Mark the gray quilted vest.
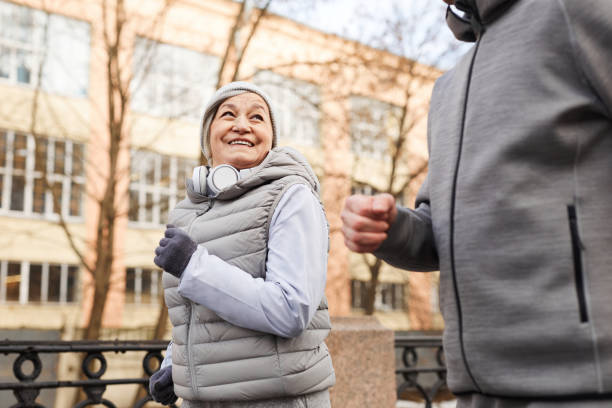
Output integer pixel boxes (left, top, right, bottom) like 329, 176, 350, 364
163, 147, 335, 401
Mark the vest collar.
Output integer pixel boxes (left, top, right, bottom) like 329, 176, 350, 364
186, 147, 319, 203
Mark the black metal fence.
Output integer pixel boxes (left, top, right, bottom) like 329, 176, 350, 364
1, 335, 448, 407
395, 334, 451, 408
0, 340, 175, 408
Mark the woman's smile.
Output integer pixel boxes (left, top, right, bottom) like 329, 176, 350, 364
209, 92, 273, 169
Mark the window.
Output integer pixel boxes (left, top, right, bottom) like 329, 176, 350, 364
129, 149, 196, 226
131, 37, 219, 120
253, 71, 321, 146
351, 279, 404, 311
0, 130, 85, 218
125, 267, 162, 304
377, 282, 405, 311
349, 96, 402, 161
0, 260, 79, 304
0, 1, 90, 97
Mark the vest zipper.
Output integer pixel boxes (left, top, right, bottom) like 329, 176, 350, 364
448, 37, 483, 392
187, 301, 199, 396
186, 200, 212, 397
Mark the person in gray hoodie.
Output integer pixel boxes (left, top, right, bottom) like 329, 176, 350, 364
342, 0, 612, 407
150, 82, 335, 407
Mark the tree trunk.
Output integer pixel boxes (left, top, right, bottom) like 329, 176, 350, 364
364, 258, 383, 315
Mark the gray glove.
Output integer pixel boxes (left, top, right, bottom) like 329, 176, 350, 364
148, 365, 177, 406
154, 225, 197, 278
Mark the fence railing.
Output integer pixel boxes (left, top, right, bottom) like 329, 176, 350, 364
0, 339, 175, 408
1, 335, 448, 407
394, 334, 449, 408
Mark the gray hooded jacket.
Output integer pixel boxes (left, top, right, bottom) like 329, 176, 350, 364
164, 147, 335, 401
376, 0, 612, 400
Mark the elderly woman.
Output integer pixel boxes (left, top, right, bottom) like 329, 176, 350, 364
150, 82, 335, 408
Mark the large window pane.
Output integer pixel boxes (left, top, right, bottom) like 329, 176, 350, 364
131, 37, 219, 120
141, 269, 152, 304
0, 45, 9, 78
13, 133, 27, 170
0, 1, 90, 96
15, 49, 31, 84
72, 143, 84, 176
145, 192, 153, 223
32, 178, 45, 213
28, 263, 42, 302
159, 193, 170, 225
160, 156, 170, 188
69, 182, 81, 216
66, 266, 78, 302
47, 264, 61, 302
349, 96, 402, 161
125, 268, 135, 303
128, 190, 139, 221
34, 138, 47, 172
0, 131, 6, 167
42, 14, 90, 96
6, 262, 20, 302
10, 175, 24, 211
51, 181, 62, 214
253, 71, 321, 146
129, 151, 195, 226
53, 140, 64, 174
144, 155, 155, 184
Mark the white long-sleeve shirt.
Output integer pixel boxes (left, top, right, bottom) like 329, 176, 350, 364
161, 182, 328, 368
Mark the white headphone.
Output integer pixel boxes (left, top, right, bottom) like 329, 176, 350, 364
192, 165, 253, 196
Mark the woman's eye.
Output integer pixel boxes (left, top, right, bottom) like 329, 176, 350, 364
252, 114, 263, 121
221, 111, 234, 117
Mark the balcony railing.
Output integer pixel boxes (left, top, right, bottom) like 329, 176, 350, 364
395, 334, 450, 408
1, 335, 448, 407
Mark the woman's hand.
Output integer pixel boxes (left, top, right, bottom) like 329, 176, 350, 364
154, 225, 197, 278
149, 365, 177, 405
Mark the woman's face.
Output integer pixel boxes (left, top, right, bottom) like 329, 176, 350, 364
209, 92, 273, 169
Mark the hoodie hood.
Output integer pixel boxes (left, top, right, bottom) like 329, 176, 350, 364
446, 0, 518, 42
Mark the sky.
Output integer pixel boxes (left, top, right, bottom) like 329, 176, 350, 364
268, 0, 472, 70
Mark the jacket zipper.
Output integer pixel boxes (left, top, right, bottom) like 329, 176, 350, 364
448, 37, 483, 392
567, 205, 589, 323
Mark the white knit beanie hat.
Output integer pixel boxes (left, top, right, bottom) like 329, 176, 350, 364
200, 81, 278, 162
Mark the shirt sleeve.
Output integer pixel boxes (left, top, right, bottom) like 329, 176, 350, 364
177, 183, 328, 338
160, 341, 172, 369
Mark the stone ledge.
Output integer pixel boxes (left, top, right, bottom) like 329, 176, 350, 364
327, 316, 396, 408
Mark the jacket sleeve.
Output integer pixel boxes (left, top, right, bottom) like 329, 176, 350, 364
373, 174, 439, 271
561, 0, 612, 115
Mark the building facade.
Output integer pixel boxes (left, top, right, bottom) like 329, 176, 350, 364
0, 0, 442, 343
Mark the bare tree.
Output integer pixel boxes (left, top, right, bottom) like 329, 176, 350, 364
6, 0, 176, 341
346, 1, 460, 317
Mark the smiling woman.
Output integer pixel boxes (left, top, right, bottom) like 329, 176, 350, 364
150, 81, 335, 408
209, 92, 274, 169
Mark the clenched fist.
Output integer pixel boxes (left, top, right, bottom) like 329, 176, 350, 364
341, 193, 397, 253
